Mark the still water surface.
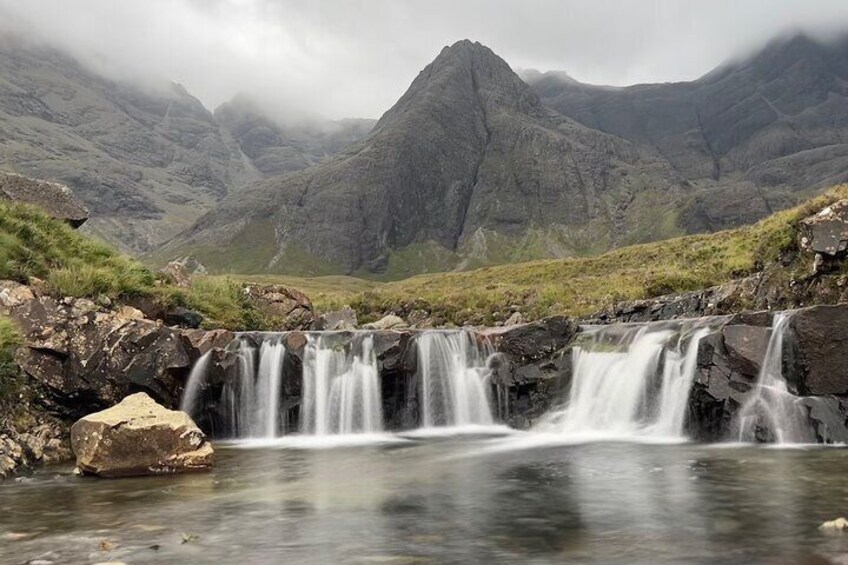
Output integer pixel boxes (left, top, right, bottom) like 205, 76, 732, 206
2, 434, 848, 564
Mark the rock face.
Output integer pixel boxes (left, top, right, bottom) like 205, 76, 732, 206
0, 172, 89, 227
787, 305, 848, 395
170, 40, 684, 275
528, 34, 848, 233
71, 392, 213, 477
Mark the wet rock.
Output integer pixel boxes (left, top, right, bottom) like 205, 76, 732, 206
313, 305, 357, 330
160, 261, 191, 288
363, 314, 407, 330
70, 392, 213, 477
0, 172, 89, 227
246, 284, 314, 330
722, 324, 770, 376
788, 304, 848, 395
483, 317, 577, 363
180, 329, 235, 361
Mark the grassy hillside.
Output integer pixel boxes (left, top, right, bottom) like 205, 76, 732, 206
245, 185, 848, 326
0, 201, 269, 330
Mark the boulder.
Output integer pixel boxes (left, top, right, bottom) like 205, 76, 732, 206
363, 314, 407, 330
246, 284, 314, 330
313, 305, 358, 330
70, 393, 213, 477
160, 261, 191, 288
0, 172, 89, 227
163, 306, 203, 329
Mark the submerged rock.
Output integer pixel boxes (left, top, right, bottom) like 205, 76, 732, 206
819, 517, 848, 532
70, 393, 213, 477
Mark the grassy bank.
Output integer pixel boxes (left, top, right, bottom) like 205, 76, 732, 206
0, 202, 268, 330
0, 316, 21, 401
247, 185, 848, 325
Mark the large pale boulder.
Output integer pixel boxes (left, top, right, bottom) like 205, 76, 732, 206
70, 393, 213, 477
312, 305, 358, 330
363, 314, 407, 330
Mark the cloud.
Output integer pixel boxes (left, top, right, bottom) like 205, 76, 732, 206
2, 0, 848, 120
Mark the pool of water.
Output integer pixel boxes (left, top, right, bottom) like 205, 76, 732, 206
2, 434, 848, 564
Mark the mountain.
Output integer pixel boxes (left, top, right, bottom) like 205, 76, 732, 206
165, 40, 688, 277
0, 36, 260, 252
525, 33, 848, 232
215, 96, 375, 177
0, 37, 371, 253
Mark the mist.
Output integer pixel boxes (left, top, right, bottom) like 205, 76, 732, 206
2, 0, 848, 121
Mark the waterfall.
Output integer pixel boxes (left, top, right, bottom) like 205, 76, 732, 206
736, 313, 814, 443
254, 340, 287, 438
300, 334, 384, 435
416, 331, 495, 428
180, 350, 211, 417
538, 321, 716, 439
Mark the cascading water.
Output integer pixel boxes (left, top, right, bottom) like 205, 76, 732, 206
180, 350, 211, 418
537, 321, 717, 440
416, 331, 495, 428
254, 340, 287, 437
300, 334, 384, 435
735, 313, 815, 444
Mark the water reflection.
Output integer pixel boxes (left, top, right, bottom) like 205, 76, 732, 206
2, 441, 848, 564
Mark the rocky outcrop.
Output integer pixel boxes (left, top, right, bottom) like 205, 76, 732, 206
0, 172, 89, 227
160, 261, 192, 288
0, 281, 199, 421
71, 392, 213, 477
799, 200, 848, 273
245, 284, 314, 330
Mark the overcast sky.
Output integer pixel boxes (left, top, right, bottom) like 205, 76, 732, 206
2, 0, 848, 121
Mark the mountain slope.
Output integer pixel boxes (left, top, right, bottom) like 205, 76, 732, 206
526, 33, 848, 232
215, 96, 375, 177
0, 37, 259, 252
0, 37, 372, 254
168, 40, 687, 277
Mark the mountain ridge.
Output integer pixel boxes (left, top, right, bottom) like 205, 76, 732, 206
165, 39, 687, 276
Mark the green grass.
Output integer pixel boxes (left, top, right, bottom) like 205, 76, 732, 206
268, 184, 848, 326
0, 316, 22, 401
0, 201, 155, 298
